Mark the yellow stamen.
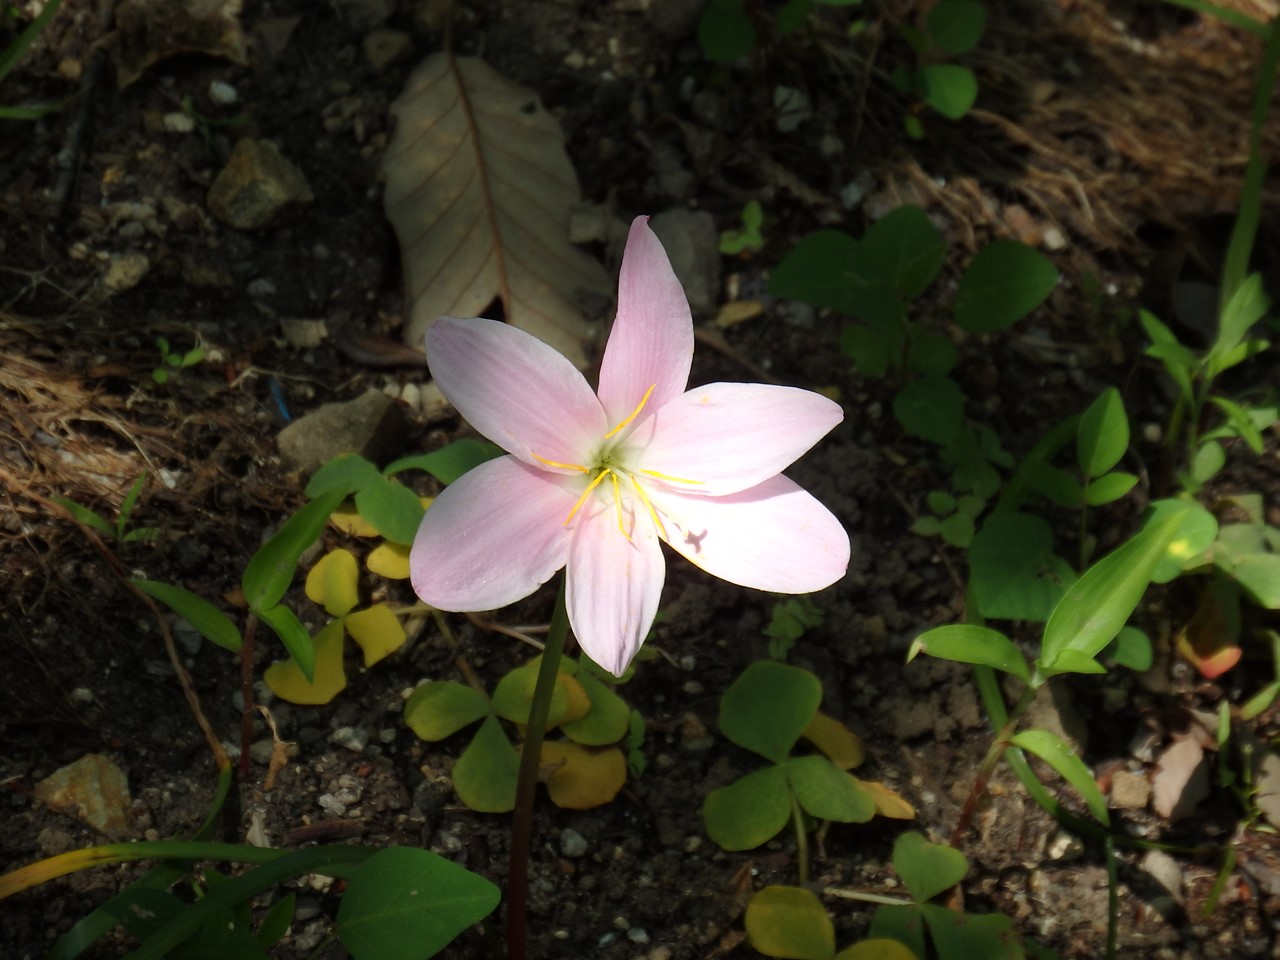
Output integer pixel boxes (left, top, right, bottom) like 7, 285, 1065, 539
628, 472, 668, 541
564, 469, 612, 526
609, 472, 633, 543
532, 452, 589, 473
639, 468, 705, 486
603, 383, 657, 440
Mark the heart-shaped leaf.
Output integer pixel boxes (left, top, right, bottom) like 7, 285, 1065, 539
893, 832, 968, 903
745, 886, 835, 960
404, 681, 492, 741
720, 662, 822, 764
539, 741, 627, 809
704, 764, 791, 851
453, 715, 518, 813
305, 549, 360, 618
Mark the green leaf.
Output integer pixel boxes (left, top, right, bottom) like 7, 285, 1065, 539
1021, 462, 1082, 507
770, 231, 861, 314
698, 0, 756, 63
257, 604, 315, 683
868, 905, 926, 959
51, 496, 114, 536
255, 894, 296, 948
492, 661, 570, 728
939, 511, 974, 547
1040, 506, 1187, 671
1144, 498, 1217, 583
1103, 626, 1153, 672
893, 831, 968, 903
1191, 440, 1226, 485
835, 939, 919, 960
354, 477, 425, 545
852, 206, 947, 301
452, 716, 519, 813
1209, 396, 1265, 454
1076, 387, 1129, 478
969, 512, 1073, 622
1084, 472, 1138, 506
911, 516, 943, 537
839, 321, 898, 376
1043, 649, 1105, 675
926, 0, 986, 55
907, 330, 958, 376
926, 491, 956, 515
1209, 273, 1269, 377
916, 63, 978, 119
703, 764, 791, 850
403, 681, 492, 740
1234, 554, 1280, 608
719, 661, 822, 764
116, 473, 148, 537
920, 904, 1024, 960
786, 756, 876, 823
908, 625, 1031, 683
954, 241, 1056, 333
242, 489, 347, 612
745, 886, 836, 960
305, 454, 382, 497
561, 672, 630, 745
1008, 729, 1109, 824
335, 847, 500, 960
0, 0, 64, 85
384, 439, 504, 485
893, 375, 965, 444
130, 580, 242, 653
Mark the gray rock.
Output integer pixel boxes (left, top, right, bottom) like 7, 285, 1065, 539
363, 29, 411, 71
277, 388, 407, 473
559, 828, 589, 858
330, 725, 370, 753
648, 209, 720, 316
207, 139, 313, 230
32, 754, 132, 839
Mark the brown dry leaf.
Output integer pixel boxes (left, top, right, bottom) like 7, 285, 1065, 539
382, 54, 611, 367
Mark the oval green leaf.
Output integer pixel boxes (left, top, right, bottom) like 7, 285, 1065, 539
561, 672, 630, 745
384, 439, 504, 484
769, 230, 861, 314
916, 63, 977, 119
893, 831, 968, 903
1084, 471, 1138, 507
243, 489, 347, 612
258, 603, 316, 683
704, 764, 791, 851
304, 454, 381, 498
335, 847, 500, 960
893, 375, 965, 445
355, 477, 425, 546
720, 662, 822, 764
907, 625, 1030, 683
453, 715, 518, 813
404, 681, 491, 741
1076, 387, 1129, 478
786, 756, 875, 823
927, 0, 987, 55
954, 240, 1056, 333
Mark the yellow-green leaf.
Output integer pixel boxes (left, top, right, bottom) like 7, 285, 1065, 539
835, 939, 918, 960
345, 603, 407, 667
305, 549, 360, 617
367, 541, 411, 579
854, 778, 916, 819
803, 711, 864, 770
745, 886, 835, 960
264, 619, 347, 705
330, 499, 379, 537
540, 741, 626, 810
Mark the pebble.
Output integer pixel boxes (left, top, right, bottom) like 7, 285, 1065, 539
1110, 769, 1151, 810
162, 111, 195, 133
628, 928, 650, 944
207, 138, 313, 230
317, 793, 347, 817
101, 251, 151, 295
330, 725, 370, 753
33, 754, 133, 838
559, 828, 589, 858
209, 80, 238, 105
247, 278, 277, 298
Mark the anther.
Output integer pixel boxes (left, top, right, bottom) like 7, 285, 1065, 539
603, 383, 657, 440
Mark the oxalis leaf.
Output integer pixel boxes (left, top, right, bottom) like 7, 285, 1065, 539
382, 53, 611, 367
335, 847, 500, 960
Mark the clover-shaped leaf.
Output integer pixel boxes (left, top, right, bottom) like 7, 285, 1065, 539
346, 603, 407, 667
539, 741, 626, 809
703, 764, 791, 851
720, 661, 822, 764
745, 886, 834, 960
802, 711, 864, 770
305, 549, 360, 617
786, 756, 875, 823
560, 671, 629, 746
403, 681, 492, 740
453, 715, 519, 813
893, 832, 968, 903
264, 619, 347, 705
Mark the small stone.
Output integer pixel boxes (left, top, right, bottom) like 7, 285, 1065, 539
678, 712, 714, 752
647, 948, 674, 960
280, 318, 329, 349
69, 687, 94, 704
773, 86, 812, 132
318, 793, 347, 817
162, 111, 195, 133
209, 80, 238, 105
293, 896, 323, 922
1110, 770, 1151, 810
247, 278, 277, 298
173, 619, 202, 656
33, 754, 133, 838
627, 928, 650, 944
101, 251, 151, 295
1046, 830, 1083, 861
559, 828, 589, 858
207, 138, 314, 230
334, 0, 394, 31
330, 725, 370, 753
249, 740, 276, 765
363, 29, 411, 71
1141, 849, 1184, 904
245, 809, 270, 847
277, 388, 407, 473
36, 827, 75, 856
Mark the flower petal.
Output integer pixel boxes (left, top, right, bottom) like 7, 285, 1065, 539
410, 455, 578, 611
427, 316, 606, 469
565, 493, 666, 677
634, 383, 844, 495
652, 475, 849, 593
597, 216, 694, 428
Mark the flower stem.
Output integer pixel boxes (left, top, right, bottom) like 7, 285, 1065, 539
505, 578, 569, 960
790, 789, 810, 886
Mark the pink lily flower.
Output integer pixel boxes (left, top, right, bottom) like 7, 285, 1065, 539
410, 216, 849, 676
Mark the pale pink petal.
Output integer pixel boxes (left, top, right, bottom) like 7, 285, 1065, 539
410, 456, 579, 611
596, 217, 694, 428
427, 317, 606, 469
565, 491, 666, 676
632, 383, 843, 495
650, 475, 849, 593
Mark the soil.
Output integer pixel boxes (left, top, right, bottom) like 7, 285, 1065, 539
2, 2, 1280, 959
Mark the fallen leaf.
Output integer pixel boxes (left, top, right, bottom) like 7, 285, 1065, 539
305, 549, 360, 617
540, 741, 627, 809
345, 602, 407, 667
802, 711, 865, 770
382, 53, 611, 367
330, 499, 379, 537
367, 541, 411, 579
854, 778, 916, 819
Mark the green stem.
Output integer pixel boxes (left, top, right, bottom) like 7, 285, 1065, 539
790, 789, 810, 886
505, 578, 570, 960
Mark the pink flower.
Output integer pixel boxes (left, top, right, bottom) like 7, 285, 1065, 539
410, 216, 849, 675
